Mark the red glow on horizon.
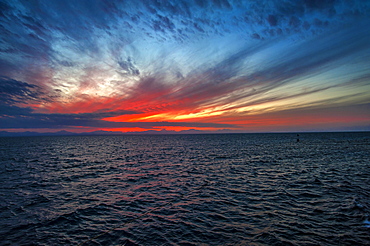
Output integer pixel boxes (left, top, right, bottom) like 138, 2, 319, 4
22, 89, 370, 134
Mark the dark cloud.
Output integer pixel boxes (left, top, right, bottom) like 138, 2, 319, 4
0, 76, 44, 105
0, 112, 235, 129
58, 60, 76, 67
267, 15, 278, 26
211, 0, 232, 9
344, 74, 370, 88
118, 57, 140, 76
0, 105, 33, 116
0, 1, 12, 17
289, 16, 300, 28
0, 107, 139, 129
194, 0, 208, 8
153, 14, 176, 33
303, 0, 335, 10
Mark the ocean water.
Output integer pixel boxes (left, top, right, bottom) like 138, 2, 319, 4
0, 132, 369, 246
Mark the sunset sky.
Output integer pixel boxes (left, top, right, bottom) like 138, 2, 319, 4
1, 0, 369, 133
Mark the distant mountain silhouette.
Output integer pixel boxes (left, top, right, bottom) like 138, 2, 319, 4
0, 129, 236, 137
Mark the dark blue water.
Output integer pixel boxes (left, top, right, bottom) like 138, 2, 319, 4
0, 133, 369, 245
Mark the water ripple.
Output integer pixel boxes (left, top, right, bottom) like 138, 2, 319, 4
0, 133, 369, 245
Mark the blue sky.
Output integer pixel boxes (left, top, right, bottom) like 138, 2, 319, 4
0, 0, 369, 132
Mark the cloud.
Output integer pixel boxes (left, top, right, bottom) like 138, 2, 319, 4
303, 0, 335, 10
0, 75, 233, 128
0, 111, 235, 129
54, 19, 370, 122
1, 0, 368, 81
0, 107, 136, 129
2, 1, 368, 57
117, 57, 140, 76
123, 22, 370, 115
0, 105, 33, 116
0, 76, 45, 104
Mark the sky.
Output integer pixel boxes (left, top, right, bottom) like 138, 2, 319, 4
0, 0, 369, 133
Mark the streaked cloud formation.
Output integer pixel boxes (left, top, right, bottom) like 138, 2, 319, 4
1, 0, 369, 132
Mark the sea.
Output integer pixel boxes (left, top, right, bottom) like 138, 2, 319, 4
0, 132, 369, 246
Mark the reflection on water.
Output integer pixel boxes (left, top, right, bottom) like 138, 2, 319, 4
0, 133, 369, 245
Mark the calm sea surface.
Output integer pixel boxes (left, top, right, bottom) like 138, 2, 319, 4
0, 133, 369, 246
